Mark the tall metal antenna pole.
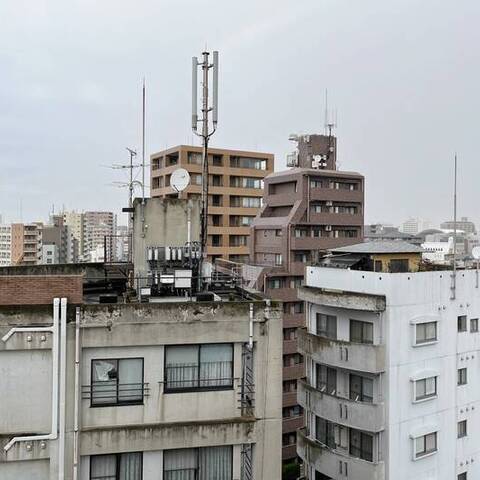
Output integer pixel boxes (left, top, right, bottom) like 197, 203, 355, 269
192, 50, 218, 292
451, 153, 458, 300
142, 78, 146, 203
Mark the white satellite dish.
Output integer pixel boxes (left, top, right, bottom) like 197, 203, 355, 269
170, 168, 191, 193
472, 246, 480, 260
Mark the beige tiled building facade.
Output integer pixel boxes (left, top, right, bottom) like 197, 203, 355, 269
150, 145, 274, 263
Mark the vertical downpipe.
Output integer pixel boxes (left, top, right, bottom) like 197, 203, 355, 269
58, 298, 67, 480
73, 307, 81, 480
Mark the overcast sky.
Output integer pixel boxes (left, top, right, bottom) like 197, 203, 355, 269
1, 0, 479, 227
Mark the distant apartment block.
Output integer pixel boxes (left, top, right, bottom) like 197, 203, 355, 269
9, 222, 42, 266
150, 145, 274, 263
250, 134, 364, 462
441, 217, 477, 235
297, 241, 479, 480
0, 225, 11, 266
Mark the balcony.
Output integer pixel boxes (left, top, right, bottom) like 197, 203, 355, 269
266, 287, 299, 302
283, 363, 304, 381
297, 380, 385, 432
283, 391, 298, 407
297, 329, 385, 374
283, 415, 304, 433
309, 211, 363, 227
283, 338, 298, 355
310, 188, 363, 203
297, 428, 385, 480
283, 312, 305, 329
282, 443, 298, 461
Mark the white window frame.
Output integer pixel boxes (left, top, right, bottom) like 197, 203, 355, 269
412, 431, 438, 460
413, 376, 437, 403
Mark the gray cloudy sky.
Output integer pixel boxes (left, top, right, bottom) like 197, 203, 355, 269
1, 0, 479, 227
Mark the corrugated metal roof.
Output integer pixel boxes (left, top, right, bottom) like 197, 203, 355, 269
330, 240, 424, 254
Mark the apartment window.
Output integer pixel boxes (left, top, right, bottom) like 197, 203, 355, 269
458, 315, 467, 332
275, 254, 283, 266
316, 364, 337, 395
283, 405, 303, 418
283, 380, 297, 393
315, 417, 336, 449
163, 446, 232, 480
283, 353, 302, 367
283, 432, 296, 446
229, 235, 248, 247
349, 429, 373, 462
187, 151, 202, 164
294, 228, 308, 238
458, 420, 467, 438
349, 374, 373, 403
292, 302, 304, 314
211, 174, 222, 186
458, 368, 467, 386
91, 358, 144, 406
284, 328, 297, 341
268, 278, 283, 289
164, 344, 233, 392
230, 156, 267, 170
211, 235, 222, 247
458, 473, 467, 480
415, 376, 437, 401
415, 432, 437, 459
90, 452, 142, 480
211, 154, 223, 166
230, 176, 263, 189
350, 320, 373, 344
275, 229, 283, 237
294, 252, 308, 263
416, 322, 437, 344
211, 195, 222, 207
212, 215, 222, 227
470, 318, 478, 333
316, 313, 337, 340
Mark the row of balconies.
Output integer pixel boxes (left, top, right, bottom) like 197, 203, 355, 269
297, 427, 384, 479
297, 328, 385, 374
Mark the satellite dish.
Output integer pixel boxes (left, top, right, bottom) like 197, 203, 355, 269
170, 168, 190, 193
472, 246, 480, 260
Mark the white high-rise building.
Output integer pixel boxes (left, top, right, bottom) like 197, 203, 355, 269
0, 225, 12, 266
297, 241, 480, 480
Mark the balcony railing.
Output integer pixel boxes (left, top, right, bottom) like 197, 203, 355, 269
298, 329, 385, 374
297, 380, 385, 432
297, 428, 385, 480
82, 382, 150, 406
164, 361, 233, 392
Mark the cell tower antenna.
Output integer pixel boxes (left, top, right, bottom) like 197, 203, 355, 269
324, 89, 328, 135
192, 49, 219, 291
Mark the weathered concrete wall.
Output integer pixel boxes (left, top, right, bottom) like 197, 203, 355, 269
0, 300, 282, 480
132, 197, 201, 278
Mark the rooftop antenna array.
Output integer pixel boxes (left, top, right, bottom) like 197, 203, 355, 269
192, 49, 219, 291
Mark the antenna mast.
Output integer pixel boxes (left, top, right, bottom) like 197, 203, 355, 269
451, 153, 458, 300
192, 50, 219, 291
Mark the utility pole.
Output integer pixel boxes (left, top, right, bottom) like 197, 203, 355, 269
451, 153, 458, 300
192, 50, 219, 291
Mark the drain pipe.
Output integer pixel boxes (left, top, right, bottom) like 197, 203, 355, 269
58, 298, 67, 480
248, 303, 254, 350
73, 307, 81, 480
3, 298, 60, 451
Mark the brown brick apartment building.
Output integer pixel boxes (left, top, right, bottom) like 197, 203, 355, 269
250, 134, 365, 463
150, 145, 274, 263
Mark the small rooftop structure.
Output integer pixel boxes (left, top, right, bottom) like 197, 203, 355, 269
319, 240, 424, 273
330, 240, 424, 254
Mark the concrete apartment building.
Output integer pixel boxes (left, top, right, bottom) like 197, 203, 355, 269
441, 217, 477, 236
0, 273, 282, 479
10, 222, 43, 266
150, 145, 274, 263
297, 241, 480, 480
249, 134, 364, 462
42, 215, 78, 264
63, 211, 84, 256
0, 225, 11, 266
82, 211, 116, 261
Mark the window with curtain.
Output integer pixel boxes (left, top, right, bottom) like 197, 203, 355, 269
415, 376, 437, 401
349, 429, 373, 462
349, 374, 373, 403
350, 320, 373, 344
164, 446, 232, 480
91, 358, 144, 406
316, 313, 337, 340
90, 452, 142, 480
315, 416, 335, 449
165, 344, 233, 392
316, 364, 337, 395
